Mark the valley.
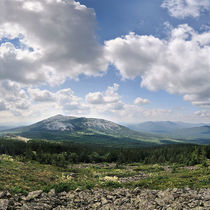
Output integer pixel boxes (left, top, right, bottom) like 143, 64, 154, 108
0, 115, 210, 209
1, 0, 210, 209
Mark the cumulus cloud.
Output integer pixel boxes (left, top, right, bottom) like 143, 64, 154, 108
85, 83, 121, 106
105, 104, 173, 124
134, 97, 150, 105
105, 24, 210, 107
28, 88, 56, 102
84, 84, 174, 123
0, 83, 122, 123
56, 88, 85, 111
0, 101, 7, 111
0, 81, 205, 124
0, 0, 108, 85
105, 32, 164, 79
195, 110, 210, 118
85, 92, 105, 104
1, 1, 209, 125
161, 0, 210, 18
0, 80, 30, 112
28, 87, 84, 110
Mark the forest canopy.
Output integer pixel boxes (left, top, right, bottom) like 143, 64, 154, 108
0, 138, 209, 167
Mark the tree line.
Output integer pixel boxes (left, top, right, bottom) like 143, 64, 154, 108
0, 138, 209, 167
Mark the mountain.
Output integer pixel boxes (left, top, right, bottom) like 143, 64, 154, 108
8, 114, 146, 136
3, 115, 209, 146
170, 125, 210, 144
127, 121, 210, 145
0, 126, 15, 131
2, 115, 169, 147
127, 121, 204, 134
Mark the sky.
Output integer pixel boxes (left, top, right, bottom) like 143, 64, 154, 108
0, 0, 210, 126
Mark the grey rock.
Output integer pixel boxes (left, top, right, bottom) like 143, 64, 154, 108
92, 202, 101, 208
66, 192, 74, 200
6, 191, 11, 198
58, 192, 67, 197
2, 187, 210, 209
106, 195, 114, 200
48, 189, 55, 197
133, 187, 141, 195
155, 198, 165, 206
0, 192, 6, 199
75, 188, 82, 193
25, 190, 43, 201
101, 197, 108, 205
204, 194, 210, 201
203, 201, 210, 207
0, 199, 9, 210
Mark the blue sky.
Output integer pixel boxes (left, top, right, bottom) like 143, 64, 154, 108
76, 0, 210, 40
61, 0, 206, 106
0, 0, 210, 125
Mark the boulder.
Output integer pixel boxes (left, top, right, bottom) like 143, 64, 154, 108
48, 189, 56, 197
25, 190, 43, 201
0, 199, 9, 210
0, 191, 6, 199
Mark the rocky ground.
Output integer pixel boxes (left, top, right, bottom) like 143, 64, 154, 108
0, 187, 210, 210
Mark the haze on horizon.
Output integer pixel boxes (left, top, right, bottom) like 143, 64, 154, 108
0, 0, 210, 126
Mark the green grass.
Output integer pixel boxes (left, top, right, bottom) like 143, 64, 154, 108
0, 160, 60, 193
128, 167, 210, 190
0, 155, 209, 194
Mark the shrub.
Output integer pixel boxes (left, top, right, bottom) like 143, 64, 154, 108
101, 181, 122, 189
10, 186, 27, 195
54, 182, 77, 193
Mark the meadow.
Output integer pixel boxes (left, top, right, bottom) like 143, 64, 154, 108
0, 154, 209, 195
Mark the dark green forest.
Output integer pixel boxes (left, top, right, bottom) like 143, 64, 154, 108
0, 138, 209, 167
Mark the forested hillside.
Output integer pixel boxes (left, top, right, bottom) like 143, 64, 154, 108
0, 138, 209, 167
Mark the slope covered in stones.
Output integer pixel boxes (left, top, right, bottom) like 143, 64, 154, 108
1, 188, 210, 209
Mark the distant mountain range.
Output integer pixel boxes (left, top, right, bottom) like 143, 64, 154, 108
1, 116, 210, 146
0, 126, 14, 132
127, 121, 210, 144
127, 121, 205, 134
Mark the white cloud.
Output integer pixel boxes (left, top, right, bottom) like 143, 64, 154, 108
28, 87, 84, 110
56, 88, 84, 111
0, 0, 209, 125
105, 25, 210, 108
0, 82, 208, 124
86, 92, 105, 104
134, 97, 150, 105
0, 80, 30, 112
85, 83, 121, 105
105, 33, 164, 79
0, 101, 7, 111
28, 88, 56, 102
0, 0, 108, 85
195, 110, 210, 118
22, 1, 44, 12
161, 0, 210, 18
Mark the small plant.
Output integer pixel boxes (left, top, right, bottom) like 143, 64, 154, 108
171, 166, 177, 173
101, 181, 122, 189
54, 182, 77, 193
103, 176, 119, 182
42, 185, 54, 193
10, 186, 27, 195
83, 181, 95, 190
115, 162, 125, 169
202, 161, 208, 168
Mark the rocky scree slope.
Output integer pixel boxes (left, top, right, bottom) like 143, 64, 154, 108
0, 187, 210, 210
